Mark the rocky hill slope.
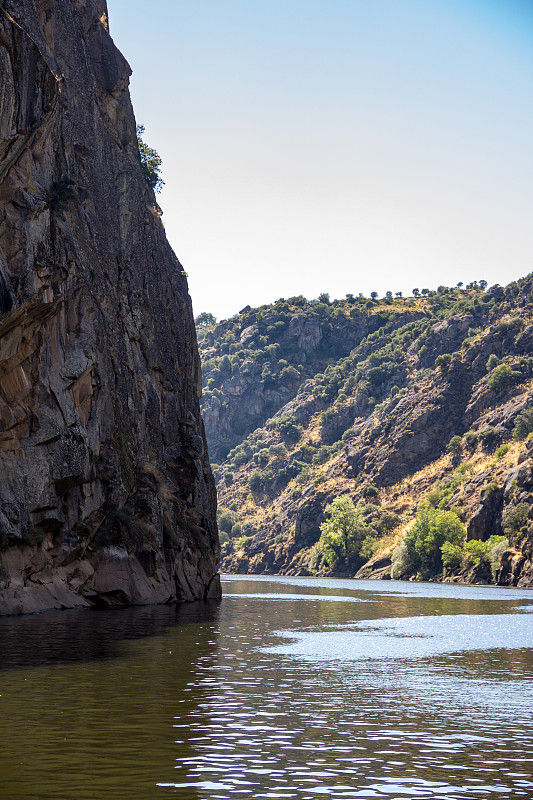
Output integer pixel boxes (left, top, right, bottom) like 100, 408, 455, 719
198, 277, 533, 587
0, 0, 219, 615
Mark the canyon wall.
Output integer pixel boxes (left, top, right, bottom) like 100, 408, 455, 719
0, 0, 220, 614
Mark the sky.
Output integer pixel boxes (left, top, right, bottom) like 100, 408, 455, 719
107, 0, 533, 321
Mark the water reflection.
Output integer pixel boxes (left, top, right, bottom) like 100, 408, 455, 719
0, 576, 532, 800
0, 601, 219, 670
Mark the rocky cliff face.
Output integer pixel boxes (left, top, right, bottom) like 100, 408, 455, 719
0, 0, 220, 615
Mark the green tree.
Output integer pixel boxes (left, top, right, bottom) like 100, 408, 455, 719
136, 124, 164, 193
402, 503, 465, 577
195, 312, 217, 326
319, 496, 372, 565
441, 541, 463, 571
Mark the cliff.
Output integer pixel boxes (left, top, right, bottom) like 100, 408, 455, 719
197, 278, 533, 587
0, 0, 220, 615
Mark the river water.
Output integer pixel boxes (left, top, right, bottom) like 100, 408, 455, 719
1, 575, 533, 800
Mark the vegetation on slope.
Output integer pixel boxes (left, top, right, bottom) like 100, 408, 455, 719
197, 276, 533, 586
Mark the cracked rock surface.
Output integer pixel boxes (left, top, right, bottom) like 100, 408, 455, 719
0, 0, 220, 614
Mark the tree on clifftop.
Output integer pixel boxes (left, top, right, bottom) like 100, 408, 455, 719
195, 312, 217, 326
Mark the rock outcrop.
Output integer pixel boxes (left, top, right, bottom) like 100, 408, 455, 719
0, 0, 220, 615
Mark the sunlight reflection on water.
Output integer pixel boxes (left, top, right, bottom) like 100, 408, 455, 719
1, 575, 532, 800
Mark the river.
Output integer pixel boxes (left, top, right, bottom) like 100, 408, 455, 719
1, 575, 533, 800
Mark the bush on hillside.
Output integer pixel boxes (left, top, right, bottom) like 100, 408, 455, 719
393, 503, 465, 579
513, 408, 533, 441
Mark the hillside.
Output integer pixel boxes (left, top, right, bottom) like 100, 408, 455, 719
197, 276, 533, 587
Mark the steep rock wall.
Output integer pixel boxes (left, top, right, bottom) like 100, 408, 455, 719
0, 0, 220, 614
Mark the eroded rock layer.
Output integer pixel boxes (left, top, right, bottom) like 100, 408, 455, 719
0, 0, 220, 614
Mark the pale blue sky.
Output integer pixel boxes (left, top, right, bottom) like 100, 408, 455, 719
107, 0, 533, 320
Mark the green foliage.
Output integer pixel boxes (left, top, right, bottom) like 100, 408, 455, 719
513, 408, 533, 441
441, 541, 463, 571
248, 469, 273, 492
465, 535, 507, 565
231, 523, 243, 538
397, 504, 465, 578
494, 444, 510, 461
361, 485, 379, 499
318, 496, 374, 566
279, 365, 300, 383
136, 124, 164, 193
217, 508, 236, 533
234, 535, 251, 552
359, 535, 378, 560
497, 317, 524, 334
502, 503, 530, 535
276, 415, 302, 443
196, 312, 217, 326
374, 512, 400, 535
269, 443, 288, 459
426, 468, 469, 509
483, 481, 500, 499
488, 364, 522, 392
476, 426, 500, 450
446, 435, 462, 455
486, 354, 500, 371
253, 448, 270, 466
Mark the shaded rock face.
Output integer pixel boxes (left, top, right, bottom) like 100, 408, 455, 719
0, 0, 220, 614
201, 307, 423, 464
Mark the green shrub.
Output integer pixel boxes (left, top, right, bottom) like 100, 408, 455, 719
502, 503, 530, 535
217, 509, 236, 533
488, 364, 522, 392
489, 537, 509, 579
446, 435, 462, 455
313, 445, 333, 465
477, 426, 500, 450
464, 431, 478, 449
361, 485, 379, 499
269, 443, 288, 459
375, 512, 400, 534
279, 365, 300, 383
494, 444, 510, 461
497, 317, 524, 334
360, 534, 378, 560
512, 408, 533, 441
483, 481, 500, 499
231, 523, 243, 538
486, 354, 499, 371
465, 535, 507, 565
254, 448, 270, 466
308, 542, 324, 571
234, 535, 251, 552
